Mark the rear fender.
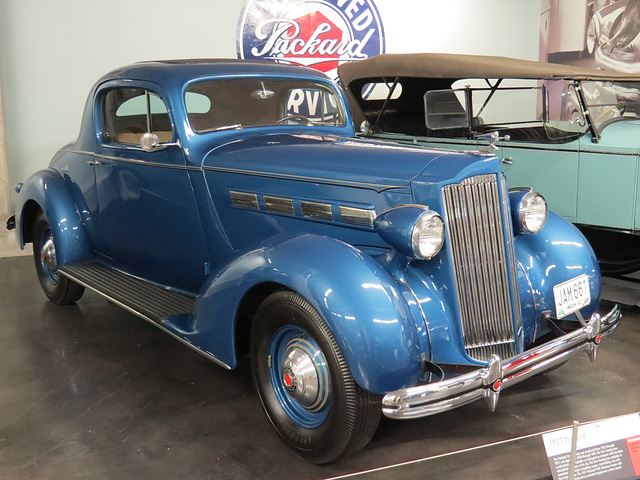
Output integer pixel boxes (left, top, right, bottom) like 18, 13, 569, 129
184, 234, 423, 394
16, 169, 93, 265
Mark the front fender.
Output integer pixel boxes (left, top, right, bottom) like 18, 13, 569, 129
187, 234, 423, 395
16, 168, 93, 265
514, 212, 600, 345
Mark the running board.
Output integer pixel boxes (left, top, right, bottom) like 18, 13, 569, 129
58, 263, 195, 323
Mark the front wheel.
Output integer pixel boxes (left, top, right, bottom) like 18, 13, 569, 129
32, 212, 85, 305
251, 291, 381, 464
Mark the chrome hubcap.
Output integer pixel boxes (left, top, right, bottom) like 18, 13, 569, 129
41, 237, 58, 271
280, 342, 321, 408
269, 326, 330, 427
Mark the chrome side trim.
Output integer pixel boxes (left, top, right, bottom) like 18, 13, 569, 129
382, 305, 621, 419
340, 206, 376, 227
301, 201, 333, 221
264, 195, 294, 215
203, 165, 406, 193
230, 191, 259, 210
62, 149, 196, 170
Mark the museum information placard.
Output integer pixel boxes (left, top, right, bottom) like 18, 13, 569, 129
542, 414, 640, 480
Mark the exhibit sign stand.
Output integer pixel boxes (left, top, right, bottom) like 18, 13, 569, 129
542, 413, 640, 480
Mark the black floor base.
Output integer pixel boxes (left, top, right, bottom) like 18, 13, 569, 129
1, 256, 638, 480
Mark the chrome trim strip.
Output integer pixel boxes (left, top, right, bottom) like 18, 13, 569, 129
502, 175, 524, 352
382, 305, 621, 419
404, 139, 639, 157
264, 195, 294, 215
63, 149, 197, 170
57, 269, 232, 370
202, 165, 406, 192
301, 201, 333, 221
339, 206, 376, 227
230, 191, 259, 210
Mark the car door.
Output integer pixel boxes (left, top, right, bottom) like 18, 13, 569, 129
576, 125, 639, 230
93, 82, 209, 293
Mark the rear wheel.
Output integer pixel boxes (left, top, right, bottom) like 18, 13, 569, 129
32, 212, 85, 305
251, 290, 381, 464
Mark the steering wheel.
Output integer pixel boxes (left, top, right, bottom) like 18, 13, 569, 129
275, 114, 314, 125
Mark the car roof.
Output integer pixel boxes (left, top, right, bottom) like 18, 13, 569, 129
338, 52, 640, 86
100, 59, 334, 87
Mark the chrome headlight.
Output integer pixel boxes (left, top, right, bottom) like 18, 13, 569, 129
411, 210, 445, 259
515, 190, 548, 233
375, 205, 445, 260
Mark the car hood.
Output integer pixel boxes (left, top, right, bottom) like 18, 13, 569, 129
201, 133, 495, 192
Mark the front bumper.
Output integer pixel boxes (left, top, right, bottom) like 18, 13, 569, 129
382, 304, 621, 419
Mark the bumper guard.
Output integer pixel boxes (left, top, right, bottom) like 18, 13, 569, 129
382, 304, 621, 419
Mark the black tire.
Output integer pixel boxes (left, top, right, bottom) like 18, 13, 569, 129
251, 290, 381, 464
32, 212, 85, 305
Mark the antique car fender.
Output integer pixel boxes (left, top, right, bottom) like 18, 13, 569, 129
513, 212, 601, 344
15, 168, 93, 265
173, 233, 424, 395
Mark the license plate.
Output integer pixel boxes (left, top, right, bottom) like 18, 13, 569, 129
553, 274, 591, 319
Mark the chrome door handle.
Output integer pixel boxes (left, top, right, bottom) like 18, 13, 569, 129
87, 160, 107, 166
501, 157, 514, 165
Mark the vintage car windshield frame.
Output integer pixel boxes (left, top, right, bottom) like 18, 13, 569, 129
422, 80, 595, 140
578, 79, 640, 138
184, 75, 348, 134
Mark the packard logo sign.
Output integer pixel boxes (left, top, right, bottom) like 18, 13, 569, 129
237, 0, 385, 80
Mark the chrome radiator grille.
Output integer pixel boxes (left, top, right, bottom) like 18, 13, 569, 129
442, 174, 518, 362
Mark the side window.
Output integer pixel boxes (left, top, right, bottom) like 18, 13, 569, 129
102, 88, 172, 145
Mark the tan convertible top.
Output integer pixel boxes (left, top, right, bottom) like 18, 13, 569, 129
338, 53, 640, 86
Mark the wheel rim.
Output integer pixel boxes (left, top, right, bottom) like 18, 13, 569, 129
39, 229, 59, 285
268, 325, 331, 428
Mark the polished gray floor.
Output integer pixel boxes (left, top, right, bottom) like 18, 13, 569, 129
1, 255, 638, 479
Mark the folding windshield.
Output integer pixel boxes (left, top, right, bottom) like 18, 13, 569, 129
581, 81, 640, 133
185, 77, 346, 133
424, 78, 590, 139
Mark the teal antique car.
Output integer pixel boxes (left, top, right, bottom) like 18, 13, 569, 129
339, 53, 640, 274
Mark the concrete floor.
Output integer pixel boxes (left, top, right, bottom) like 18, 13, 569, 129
0, 255, 638, 480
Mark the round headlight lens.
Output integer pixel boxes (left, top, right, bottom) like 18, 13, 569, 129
412, 210, 445, 259
518, 192, 547, 233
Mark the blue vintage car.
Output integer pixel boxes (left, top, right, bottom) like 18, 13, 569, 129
339, 53, 640, 275
7, 59, 620, 463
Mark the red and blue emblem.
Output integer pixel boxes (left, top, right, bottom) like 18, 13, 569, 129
237, 0, 385, 81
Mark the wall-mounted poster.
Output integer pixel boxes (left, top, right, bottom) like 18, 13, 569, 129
589, 0, 640, 72
237, 0, 385, 81
543, 0, 640, 72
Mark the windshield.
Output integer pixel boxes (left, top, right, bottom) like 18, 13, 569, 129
424, 78, 589, 139
581, 81, 640, 133
185, 77, 346, 133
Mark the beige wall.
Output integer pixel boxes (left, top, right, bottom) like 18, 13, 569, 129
0, 47, 25, 257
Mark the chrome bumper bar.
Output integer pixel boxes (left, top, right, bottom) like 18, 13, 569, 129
382, 305, 621, 419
